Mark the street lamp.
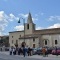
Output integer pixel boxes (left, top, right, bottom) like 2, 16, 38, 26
18, 18, 25, 47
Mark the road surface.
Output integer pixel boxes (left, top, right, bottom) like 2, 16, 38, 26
0, 52, 60, 60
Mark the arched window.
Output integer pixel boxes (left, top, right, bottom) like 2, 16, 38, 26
45, 40, 47, 45
55, 40, 58, 45
44, 39, 49, 46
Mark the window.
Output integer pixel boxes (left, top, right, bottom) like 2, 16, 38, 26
16, 40, 18, 44
55, 40, 58, 45
27, 24, 29, 29
33, 44, 35, 48
33, 38, 35, 42
45, 40, 47, 45
12, 36, 13, 38
12, 40, 13, 44
20, 35, 21, 37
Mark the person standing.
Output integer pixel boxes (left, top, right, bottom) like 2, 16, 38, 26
13, 48, 16, 55
9, 46, 13, 55
45, 48, 48, 57
23, 47, 26, 57
42, 47, 46, 57
27, 47, 30, 56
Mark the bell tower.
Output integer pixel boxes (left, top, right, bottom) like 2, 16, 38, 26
25, 12, 35, 35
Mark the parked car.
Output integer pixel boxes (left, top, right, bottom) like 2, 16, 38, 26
32, 48, 37, 55
5, 47, 9, 51
45, 47, 53, 54
32, 47, 53, 55
51, 47, 60, 55
32, 47, 42, 55
36, 48, 43, 55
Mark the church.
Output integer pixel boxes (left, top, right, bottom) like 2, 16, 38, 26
9, 12, 60, 48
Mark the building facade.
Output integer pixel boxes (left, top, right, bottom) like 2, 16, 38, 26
0, 35, 9, 47
9, 12, 60, 48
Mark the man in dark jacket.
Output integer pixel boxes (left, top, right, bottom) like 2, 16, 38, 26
23, 47, 26, 57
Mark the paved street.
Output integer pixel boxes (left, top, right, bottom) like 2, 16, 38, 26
0, 53, 42, 60
0, 53, 39, 60
0, 51, 60, 60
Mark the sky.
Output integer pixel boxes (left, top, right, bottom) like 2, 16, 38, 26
0, 0, 60, 35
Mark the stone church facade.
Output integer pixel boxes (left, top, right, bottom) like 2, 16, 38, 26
9, 12, 60, 48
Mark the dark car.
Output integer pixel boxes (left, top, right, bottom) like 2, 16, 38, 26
46, 47, 53, 54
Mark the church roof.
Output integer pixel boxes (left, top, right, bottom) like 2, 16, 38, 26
27, 12, 33, 23
9, 31, 23, 33
34, 28, 60, 34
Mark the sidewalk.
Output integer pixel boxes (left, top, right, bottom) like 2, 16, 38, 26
0, 51, 9, 55
0, 51, 60, 59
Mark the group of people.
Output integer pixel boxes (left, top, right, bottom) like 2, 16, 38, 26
9, 46, 32, 57
9, 46, 59, 57
9, 46, 48, 57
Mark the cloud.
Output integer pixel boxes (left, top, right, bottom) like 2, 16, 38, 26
48, 23, 60, 28
19, 13, 28, 18
47, 16, 60, 21
0, 11, 19, 35
9, 13, 19, 21
36, 23, 60, 30
14, 25, 24, 31
0, 11, 8, 31
36, 27, 43, 30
